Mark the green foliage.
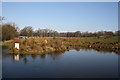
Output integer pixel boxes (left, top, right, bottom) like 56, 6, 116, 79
2, 23, 19, 41
23, 39, 27, 45
53, 37, 56, 39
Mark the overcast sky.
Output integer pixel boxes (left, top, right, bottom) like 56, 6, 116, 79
2, 2, 118, 32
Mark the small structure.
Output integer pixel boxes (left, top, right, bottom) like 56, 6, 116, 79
19, 36, 28, 39
15, 43, 20, 50
14, 54, 19, 61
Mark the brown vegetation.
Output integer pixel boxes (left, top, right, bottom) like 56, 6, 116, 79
5, 36, 120, 54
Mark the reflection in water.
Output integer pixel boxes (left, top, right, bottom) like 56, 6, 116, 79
31, 54, 37, 60
2, 46, 119, 78
23, 57, 28, 64
0, 46, 2, 79
74, 47, 80, 51
39, 54, 46, 59
13, 55, 19, 61
72, 46, 120, 54
48, 53, 62, 60
10, 53, 63, 62
8, 47, 119, 63
2, 46, 120, 63
20, 55, 28, 64
19, 54, 25, 58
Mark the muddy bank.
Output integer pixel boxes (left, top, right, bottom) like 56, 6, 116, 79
69, 42, 120, 53
77, 42, 120, 53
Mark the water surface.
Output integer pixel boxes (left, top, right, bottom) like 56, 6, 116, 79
2, 47, 119, 78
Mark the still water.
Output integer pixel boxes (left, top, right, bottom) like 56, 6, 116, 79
2, 46, 119, 78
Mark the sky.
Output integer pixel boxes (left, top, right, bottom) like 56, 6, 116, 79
2, 0, 120, 2
2, 2, 118, 32
0, 2, 2, 18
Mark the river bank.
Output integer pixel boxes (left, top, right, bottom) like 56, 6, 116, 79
1, 36, 120, 54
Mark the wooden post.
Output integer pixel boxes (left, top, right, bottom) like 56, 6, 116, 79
15, 43, 20, 50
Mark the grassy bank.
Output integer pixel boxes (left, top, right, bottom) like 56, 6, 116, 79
2, 36, 120, 54
0, 40, 13, 46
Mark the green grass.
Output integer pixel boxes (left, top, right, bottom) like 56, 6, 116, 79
0, 41, 11, 46
77, 36, 119, 43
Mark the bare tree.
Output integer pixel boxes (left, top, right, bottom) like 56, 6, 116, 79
20, 26, 33, 37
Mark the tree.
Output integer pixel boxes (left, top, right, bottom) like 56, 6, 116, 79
74, 31, 81, 37
104, 31, 114, 36
2, 23, 19, 41
20, 26, 33, 37
0, 16, 6, 41
0, 26, 2, 41
34, 28, 59, 37
115, 30, 120, 36
0, 16, 5, 21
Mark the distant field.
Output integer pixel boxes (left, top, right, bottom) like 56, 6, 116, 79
75, 36, 119, 43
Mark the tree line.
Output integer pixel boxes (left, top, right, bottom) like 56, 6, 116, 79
1, 22, 120, 41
